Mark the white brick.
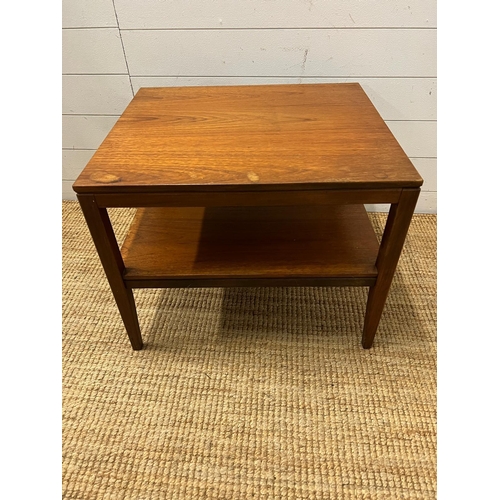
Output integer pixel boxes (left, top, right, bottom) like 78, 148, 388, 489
410, 158, 436, 192
63, 0, 117, 28
63, 150, 95, 180
62, 115, 119, 149
114, 0, 436, 29
62, 180, 78, 200
63, 28, 127, 74
63, 75, 133, 114
387, 121, 437, 158
121, 29, 436, 78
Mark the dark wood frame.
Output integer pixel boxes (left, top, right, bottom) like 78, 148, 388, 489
77, 187, 419, 350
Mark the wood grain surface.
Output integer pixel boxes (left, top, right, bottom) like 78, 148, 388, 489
73, 83, 423, 194
121, 204, 380, 282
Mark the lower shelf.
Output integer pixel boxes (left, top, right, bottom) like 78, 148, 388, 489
120, 205, 380, 287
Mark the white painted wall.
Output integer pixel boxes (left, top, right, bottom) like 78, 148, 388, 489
62, 0, 436, 213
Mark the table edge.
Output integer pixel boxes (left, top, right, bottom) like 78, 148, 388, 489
72, 179, 423, 195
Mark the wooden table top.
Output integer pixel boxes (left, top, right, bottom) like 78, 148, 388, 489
73, 83, 423, 194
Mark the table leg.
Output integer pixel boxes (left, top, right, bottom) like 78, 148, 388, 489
77, 194, 143, 350
362, 188, 420, 349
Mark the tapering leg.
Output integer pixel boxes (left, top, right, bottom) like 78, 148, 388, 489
77, 194, 143, 350
362, 189, 420, 349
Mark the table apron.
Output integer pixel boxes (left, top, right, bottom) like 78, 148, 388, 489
94, 189, 402, 208
124, 277, 377, 289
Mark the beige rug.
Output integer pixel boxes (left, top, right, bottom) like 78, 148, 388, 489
62, 201, 436, 499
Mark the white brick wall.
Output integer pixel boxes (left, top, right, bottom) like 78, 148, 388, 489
62, 0, 436, 212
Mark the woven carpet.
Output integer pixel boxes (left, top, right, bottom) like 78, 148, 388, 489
62, 201, 436, 499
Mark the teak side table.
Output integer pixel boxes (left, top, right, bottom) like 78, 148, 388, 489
73, 83, 422, 350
